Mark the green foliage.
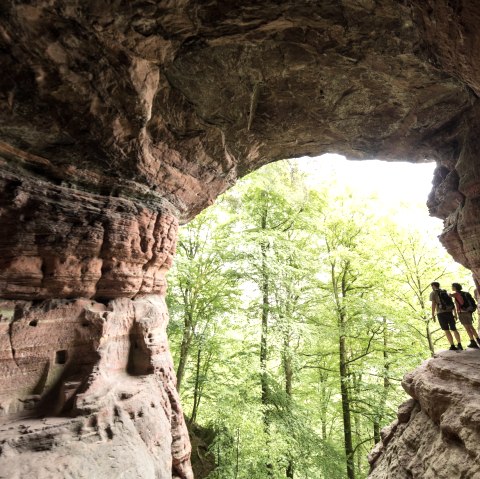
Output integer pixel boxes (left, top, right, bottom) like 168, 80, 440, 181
166, 160, 472, 478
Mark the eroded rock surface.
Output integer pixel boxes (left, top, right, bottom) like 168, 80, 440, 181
2, 1, 480, 478
0, 0, 477, 220
0, 166, 178, 300
0, 296, 192, 479
368, 351, 480, 478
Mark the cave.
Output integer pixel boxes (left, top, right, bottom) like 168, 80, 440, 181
1, 1, 480, 477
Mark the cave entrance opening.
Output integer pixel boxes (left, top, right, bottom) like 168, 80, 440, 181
295, 153, 440, 234
167, 153, 474, 478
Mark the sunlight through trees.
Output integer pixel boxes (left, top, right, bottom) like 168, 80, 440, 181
167, 160, 471, 479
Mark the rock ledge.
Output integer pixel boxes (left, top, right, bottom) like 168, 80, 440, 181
369, 350, 480, 479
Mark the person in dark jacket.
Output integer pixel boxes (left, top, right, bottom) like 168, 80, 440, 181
430, 281, 463, 351
450, 283, 480, 349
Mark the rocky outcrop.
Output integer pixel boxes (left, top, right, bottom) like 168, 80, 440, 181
368, 350, 480, 478
0, 165, 177, 300
2, 1, 480, 477
0, 296, 192, 479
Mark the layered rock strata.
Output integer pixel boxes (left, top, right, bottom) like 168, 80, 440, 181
0, 164, 177, 300
2, 1, 480, 478
368, 350, 480, 478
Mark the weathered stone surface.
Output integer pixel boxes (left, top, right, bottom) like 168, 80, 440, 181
0, 0, 476, 220
0, 0, 479, 280
368, 351, 480, 478
2, 1, 480, 477
0, 295, 192, 479
0, 166, 178, 300
396, 397, 416, 424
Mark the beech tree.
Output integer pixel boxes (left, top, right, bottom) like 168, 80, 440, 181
167, 209, 239, 397
301, 191, 395, 478
167, 160, 472, 479
223, 161, 314, 477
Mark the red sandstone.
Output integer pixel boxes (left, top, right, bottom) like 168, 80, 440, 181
2, 1, 480, 477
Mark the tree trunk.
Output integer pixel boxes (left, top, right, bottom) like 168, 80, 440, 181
332, 260, 355, 479
283, 332, 294, 478
317, 368, 329, 478
353, 373, 362, 474
259, 210, 274, 477
426, 321, 435, 357
189, 345, 202, 424
339, 330, 355, 479
176, 311, 193, 392
260, 238, 269, 409
418, 290, 435, 357
374, 316, 391, 443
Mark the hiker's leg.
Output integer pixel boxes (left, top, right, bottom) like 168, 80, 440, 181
439, 313, 455, 346
459, 313, 478, 343
464, 324, 475, 340
446, 313, 462, 345
467, 324, 479, 340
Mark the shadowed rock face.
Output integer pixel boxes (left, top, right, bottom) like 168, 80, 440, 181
1, 1, 480, 477
0, 0, 476, 219
0, 296, 192, 478
368, 351, 480, 478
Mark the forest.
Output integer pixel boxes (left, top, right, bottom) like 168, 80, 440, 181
166, 160, 470, 479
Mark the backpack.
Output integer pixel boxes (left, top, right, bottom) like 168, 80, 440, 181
460, 291, 477, 313
437, 289, 455, 311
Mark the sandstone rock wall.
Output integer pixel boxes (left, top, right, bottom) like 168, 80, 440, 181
0, 165, 177, 300
0, 154, 192, 476
0, 296, 192, 479
0, 0, 476, 219
368, 351, 480, 478
2, 1, 480, 478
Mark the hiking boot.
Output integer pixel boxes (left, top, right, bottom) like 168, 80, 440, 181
449, 344, 458, 351
469, 340, 480, 349
457, 343, 464, 350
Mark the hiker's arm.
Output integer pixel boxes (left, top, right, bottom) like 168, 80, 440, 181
431, 301, 436, 320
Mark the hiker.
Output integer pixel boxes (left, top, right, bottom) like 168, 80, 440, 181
450, 283, 480, 349
430, 282, 463, 351
473, 275, 480, 334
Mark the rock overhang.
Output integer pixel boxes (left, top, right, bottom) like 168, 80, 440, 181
2, 2, 480, 477
0, 0, 477, 222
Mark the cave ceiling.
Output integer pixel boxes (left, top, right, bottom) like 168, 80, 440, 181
0, 0, 478, 221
